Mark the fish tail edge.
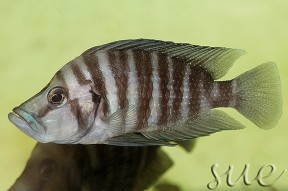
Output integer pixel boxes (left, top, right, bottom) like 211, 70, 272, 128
233, 62, 282, 129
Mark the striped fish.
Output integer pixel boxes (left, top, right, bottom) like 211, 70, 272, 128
8, 39, 282, 145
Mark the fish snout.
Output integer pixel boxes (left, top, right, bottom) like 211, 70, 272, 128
8, 107, 46, 138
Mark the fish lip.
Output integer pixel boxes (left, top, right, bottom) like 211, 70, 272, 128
9, 107, 46, 137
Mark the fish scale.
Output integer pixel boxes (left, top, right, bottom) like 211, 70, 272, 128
8, 39, 282, 145
158, 54, 170, 125
171, 58, 186, 121
135, 50, 153, 129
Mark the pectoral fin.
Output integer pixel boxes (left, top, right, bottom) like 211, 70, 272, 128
105, 105, 138, 135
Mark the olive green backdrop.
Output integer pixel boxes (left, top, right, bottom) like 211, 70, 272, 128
0, 0, 287, 190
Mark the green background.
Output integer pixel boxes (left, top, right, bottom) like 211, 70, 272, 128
0, 0, 287, 190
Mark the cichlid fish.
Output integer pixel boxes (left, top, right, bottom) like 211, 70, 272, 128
8, 39, 282, 145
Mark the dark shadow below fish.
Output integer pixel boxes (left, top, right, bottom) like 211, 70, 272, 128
8, 143, 175, 191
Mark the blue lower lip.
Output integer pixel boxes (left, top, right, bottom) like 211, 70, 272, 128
9, 107, 45, 135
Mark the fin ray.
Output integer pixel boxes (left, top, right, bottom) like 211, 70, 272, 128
234, 62, 282, 129
104, 133, 176, 147
106, 105, 138, 134
142, 110, 245, 142
84, 39, 246, 79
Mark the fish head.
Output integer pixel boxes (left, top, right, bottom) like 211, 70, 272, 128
8, 66, 99, 143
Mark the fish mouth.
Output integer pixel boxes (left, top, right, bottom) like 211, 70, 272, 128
8, 107, 46, 139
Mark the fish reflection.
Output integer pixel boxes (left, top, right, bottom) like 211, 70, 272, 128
9, 143, 180, 191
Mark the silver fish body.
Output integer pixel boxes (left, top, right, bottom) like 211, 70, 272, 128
8, 39, 282, 145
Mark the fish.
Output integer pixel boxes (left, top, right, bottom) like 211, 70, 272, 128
8, 142, 175, 191
8, 39, 282, 146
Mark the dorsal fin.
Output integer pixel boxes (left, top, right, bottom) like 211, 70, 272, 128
84, 39, 246, 79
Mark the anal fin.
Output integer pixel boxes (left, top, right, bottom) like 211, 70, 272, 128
142, 109, 245, 143
104, 133, 176, 147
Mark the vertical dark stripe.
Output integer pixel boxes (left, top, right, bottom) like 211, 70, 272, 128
200, 71, 213, 113
157, 54, 169, 125
55, 69, 89, 131
108, 51, 129, 109
70, 61, 91, 86
188, 67, 214, 117
55, 70, 67, 85
82, 52, 109, 115
188, 66, 202, 117
171, 57, 186, 121
134, 50, 153, 129
107, 51, 129, 133
70, 98, 86, 129
210, 80, 234, 108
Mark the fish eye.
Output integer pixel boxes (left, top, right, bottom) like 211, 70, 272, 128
48, 87, 68, 107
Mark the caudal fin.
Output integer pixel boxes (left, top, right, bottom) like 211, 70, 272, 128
234, 62, 282, 129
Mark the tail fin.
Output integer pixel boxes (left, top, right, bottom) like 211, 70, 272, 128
234, 62, 282, 129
